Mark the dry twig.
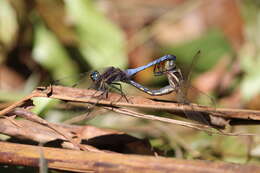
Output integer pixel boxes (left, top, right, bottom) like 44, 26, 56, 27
0, 141, 259, 173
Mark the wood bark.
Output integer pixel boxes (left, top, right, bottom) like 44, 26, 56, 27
0, 141, 259, 173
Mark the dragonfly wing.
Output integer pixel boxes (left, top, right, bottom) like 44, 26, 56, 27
175, 87, 211, 126
188, 86, 227, 128
164, 51, 220, 127
51, 70, 95, 89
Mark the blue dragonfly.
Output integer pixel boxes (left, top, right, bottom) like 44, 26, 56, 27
152, 51, 216, 126
68, 52, 214, 126
90, 54, 178, 97
61, 55, 180, 124
53, 54, 178, 104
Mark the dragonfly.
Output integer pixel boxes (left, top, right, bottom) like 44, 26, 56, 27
152, 51, 215, 126
70, 53, 213, 126
55, 54, 179, 124
89, 54, 178, 97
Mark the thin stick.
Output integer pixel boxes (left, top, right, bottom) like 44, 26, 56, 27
30, 86, 260, 121
10, 108, 101, 152
0, 93, 37, 116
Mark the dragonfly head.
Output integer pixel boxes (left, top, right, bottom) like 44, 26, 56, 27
165, 60, 176, 71
90, 71, 101, 81
154, 59, 177, 76
165, 54, 176, 61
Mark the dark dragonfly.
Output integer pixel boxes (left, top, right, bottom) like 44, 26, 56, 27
55, 54, 179, 124
153, 51, 214, 125
89, 52, 212, 125
66, 52, 214, 126
90, 54, 179, 97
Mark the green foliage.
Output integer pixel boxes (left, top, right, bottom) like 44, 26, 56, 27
241, 51, 260, 101
240, 3, 260, 101
33, 23, 79, 86
163, 29, 233, 71
32, 23, 80, 115
31, 97, 59, 116
0, 0, 18, 62
64, 0, 127, 69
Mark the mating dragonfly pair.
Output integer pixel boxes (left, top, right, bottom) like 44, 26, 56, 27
89, 53, 211, 125
90, 52, 214, 125
90, 54, 183, 98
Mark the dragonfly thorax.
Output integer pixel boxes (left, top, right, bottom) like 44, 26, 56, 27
90, 67, 129, 87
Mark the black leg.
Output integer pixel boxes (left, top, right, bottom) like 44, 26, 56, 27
111, 82, 129, 102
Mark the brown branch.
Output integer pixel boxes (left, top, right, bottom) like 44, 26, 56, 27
0, 93, 37, 116
1, 85, 260, 131
0, 118, 155, 155
104, 106, 212, 131
0, 141, 259, 173
34, 86, 221, 130
104, 106, 256, 136
33, 86, 260, 121
8, 108, 102, 152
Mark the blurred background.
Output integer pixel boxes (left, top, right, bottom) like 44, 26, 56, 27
1, 0, 260, 163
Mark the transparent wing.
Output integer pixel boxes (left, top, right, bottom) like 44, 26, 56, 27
51, 71, 92, 88
186, 86, 227, 128
48, 69, 112, 124
174, 51, 214, 126
177, 84, 215, 126
51, 67, 116, 89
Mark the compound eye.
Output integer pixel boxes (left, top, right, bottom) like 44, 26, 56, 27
90, 71, 100, 81
166, 54, 176, 61
165, 60, 176, 71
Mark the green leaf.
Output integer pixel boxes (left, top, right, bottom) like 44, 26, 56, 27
0, 0, 18, 61
32, 23, 79, 86
163, 29, 233, 72
240, 45, 260, 101
64, 0, 127, 69
0, 90, 25, 101
31, 97, 59, 116
32, 23, 80, 116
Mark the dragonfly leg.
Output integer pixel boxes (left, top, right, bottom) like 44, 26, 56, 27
89, 81, 109, 99
93, 89, 107, 99
111, 82, 129, 102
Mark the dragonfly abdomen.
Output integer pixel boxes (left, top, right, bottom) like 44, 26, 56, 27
128, 80, 176, 96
